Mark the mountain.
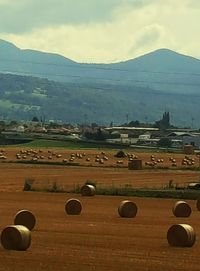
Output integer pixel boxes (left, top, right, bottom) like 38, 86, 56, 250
0, 39, 200, 126
1, 40, 200, 94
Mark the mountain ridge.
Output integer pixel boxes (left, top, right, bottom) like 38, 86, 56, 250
0, 39, 200, 94
0, 39, 200, 126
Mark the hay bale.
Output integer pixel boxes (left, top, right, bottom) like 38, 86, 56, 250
65, 199, 82, 215
118, 200, 138, 218
172, 201, 192, 217
128, 159, 142, 170
1, 225, 31, 250
116, 160, 123, 164
115, 150, 126, 158
14, 210, 36, 231
167, 224, 196, 247
183, 145, 194, 154
81, 184, 96, 196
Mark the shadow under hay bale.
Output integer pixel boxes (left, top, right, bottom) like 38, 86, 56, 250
172, 201, 192, 217
81, 184, 96, 196
1, 225, 31, 250
14, 210, 36, 231
167, 224, 196, 247
118, 200, 138, 218
65, 199, 82, 215
128, 159, 142, 170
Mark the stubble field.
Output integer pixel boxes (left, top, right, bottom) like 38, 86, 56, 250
0, 147, 199, 270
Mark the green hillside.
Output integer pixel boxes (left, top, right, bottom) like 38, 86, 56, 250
0, 73, 200, 127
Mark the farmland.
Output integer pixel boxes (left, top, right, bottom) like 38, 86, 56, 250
0, 146, 200, 270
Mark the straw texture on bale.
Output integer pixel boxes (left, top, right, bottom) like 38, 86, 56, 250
14, 210, 36, 231
183, 145, 194, 154
172, 201, 192, 217
167, 224, 196, 247
81, 184, 96, 196
65, 198, 82, 215
128, 159, 142, 170
1, 225, 31, 250
118, 200, 138, 218
196, 198, 200, 211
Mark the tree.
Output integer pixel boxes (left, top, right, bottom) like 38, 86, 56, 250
128, 120, 140, 127
95, 128, 109, 141
32, 116, 39, 122
157, 137, 172, 148
154, 111, 170, 129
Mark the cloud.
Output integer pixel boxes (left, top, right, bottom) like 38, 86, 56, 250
0, 0, 199, 63
128, 24, 165, 52
0, 0, 126, 33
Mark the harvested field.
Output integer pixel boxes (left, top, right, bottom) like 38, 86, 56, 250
0, 192, 199, 271
0, 147, 199, 169
0, 145, 199, 192
0, 147, 200, 270
0, 163, 199, 192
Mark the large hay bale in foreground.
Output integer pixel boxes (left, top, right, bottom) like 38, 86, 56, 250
167, 224, 195, 247
1, 225, 31, 250
128, 159, 142, 170
14, 210, 36, 231
65, 199, 82, 215
81, 184, 96, 196
118, 200, 138, 218
172, 201, 192, 217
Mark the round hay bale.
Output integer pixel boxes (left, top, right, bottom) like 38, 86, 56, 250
172, 201, 192, 217
115, 150, 126, 158
65, 199, 82, 215
14, 210, 36, 231
167, 224, 195, 247
81, 184, 96, 196
1, 225, 31, 250
118, 200, 138, 218
196, 198, 200, 211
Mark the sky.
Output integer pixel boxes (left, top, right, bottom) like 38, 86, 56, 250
0, 0, 199, 63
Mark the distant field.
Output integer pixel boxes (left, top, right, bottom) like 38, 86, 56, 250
10, 139, 136, 150
0, 146, 199, 194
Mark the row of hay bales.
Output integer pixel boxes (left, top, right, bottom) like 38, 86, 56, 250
14, 149, 110, 165
1, 197, 200, 251
65, 198, 138, 218
71, 184, 199, 248
144, 154, 197, 168
13, 149, 126, 166
1, 148, 199, 170
66, 197, 198, 248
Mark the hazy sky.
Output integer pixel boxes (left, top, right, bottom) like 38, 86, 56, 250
0, 0, 199, 63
